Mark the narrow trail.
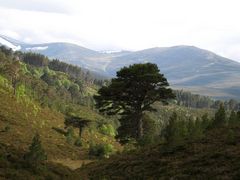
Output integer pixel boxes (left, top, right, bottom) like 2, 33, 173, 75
51, 159, 93, 170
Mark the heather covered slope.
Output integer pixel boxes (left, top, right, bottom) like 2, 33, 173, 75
73, 125, 240, 179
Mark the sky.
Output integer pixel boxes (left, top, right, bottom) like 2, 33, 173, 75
0, 0, 240, 61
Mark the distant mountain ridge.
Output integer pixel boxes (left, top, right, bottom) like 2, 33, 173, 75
1, 35, 240, 99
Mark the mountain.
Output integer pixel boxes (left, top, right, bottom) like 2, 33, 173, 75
1, 35, 240, 99
107, 46, 240, 99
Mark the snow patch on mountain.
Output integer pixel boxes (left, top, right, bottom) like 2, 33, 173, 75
25, 46, 48, 51
99, 50, 123, 54
0, 37, 21, 51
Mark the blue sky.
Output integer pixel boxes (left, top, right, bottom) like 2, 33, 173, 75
0, 0, 240, 61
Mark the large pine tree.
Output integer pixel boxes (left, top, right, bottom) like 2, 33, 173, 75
94, 63, 175, 142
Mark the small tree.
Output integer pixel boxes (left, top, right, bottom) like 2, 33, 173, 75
64, 116, 91, 138
24, 133, 47, 169
69, 83, 80, 102
226, 129, 237, 145
229, 110, 238, 125
164, 112, 178, 143
187, 116, 195, 137
4, 60, 21, 95
66, 127, 74, 144
192, 117, 204, 139
201, 113, 210, 130
164, 112, 188, 146
212, 104, 226, 127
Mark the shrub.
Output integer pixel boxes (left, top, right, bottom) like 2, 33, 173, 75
123, 139, 137, 152
212, 104, 226, 127
66, 127, 74, 144
163, 112, 187, 146
226, 129, 237, 145
24, 133, 47, 171
99, 124, 116, 137
3, 125, 10, 132
74, 138, 83, 147
89, 142, 114, 158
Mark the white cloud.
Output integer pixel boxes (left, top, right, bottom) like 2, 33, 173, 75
0, 0, 72, 14
0, 0, 240, 61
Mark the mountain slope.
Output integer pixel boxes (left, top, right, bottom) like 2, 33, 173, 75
1, 35, 240, 99
107, 46, 240, 99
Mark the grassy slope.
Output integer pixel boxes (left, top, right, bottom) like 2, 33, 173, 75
0, 143, 73, 180
0, 81, 121, 178
73, 125, 240, 179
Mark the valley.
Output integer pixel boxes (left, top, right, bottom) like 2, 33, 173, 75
0, 36, 239, 179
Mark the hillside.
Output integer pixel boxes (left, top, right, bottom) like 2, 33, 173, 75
73, 124, 240, 179
0, 42, 239, 179
0, 46, 121, 179
107, 46, 240, 99
1, 35, 240, 99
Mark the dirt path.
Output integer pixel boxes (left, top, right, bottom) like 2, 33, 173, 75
51, 159, 93, 170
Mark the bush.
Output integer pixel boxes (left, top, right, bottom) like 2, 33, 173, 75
99, 124, 116, 137
74, 138, 83, 147
3, 125, 10, 132
89, 142, 115, 158
24, 133, 47, 171
123, 139, 137, 152
212, 104, 226, 127
226, 129, 237, 145
66, 127, 74, 144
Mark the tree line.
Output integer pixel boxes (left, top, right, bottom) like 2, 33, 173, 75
0, 46, 97, 113
175, 90, 240, 110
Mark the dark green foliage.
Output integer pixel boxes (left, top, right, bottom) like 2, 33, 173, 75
116, 114, 138, 143
139, 115, 158, 146
212, 104, 226, 127
66, 127, 75, 144
3, 60, 21, 95
226, 129, 237, 145
175, 90, 240, 110
229, 110, 238, 125
65, 115, 91, 138
0, 143, 71, 179
23, 53, 49, 67
78, 125, 240, 179
69, 83, 80, 101
237, 111, 240, 120
3, 125, 10, 132
0, 46, 99, 113
89, 143, 114, 158
175, 90, 213, 108
192, 117, 204, 140
24, 133, 47, 170
163, 112, 187, 146
99, 123, 116, 137
201, 113, 210, 129
74, 137, 83, 147
187, 117, 195, 137
164, 112, 206, 146
95, 63, 175, 142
